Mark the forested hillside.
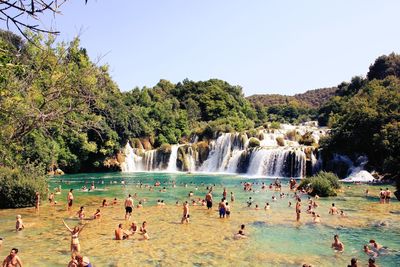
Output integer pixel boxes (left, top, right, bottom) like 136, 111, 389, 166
318, 53, 400, 185
0, 30, 398, 190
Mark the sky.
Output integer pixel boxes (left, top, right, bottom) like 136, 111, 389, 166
7, 0, 400, 96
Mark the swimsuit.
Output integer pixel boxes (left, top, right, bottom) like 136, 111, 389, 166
125, 206, 133, 213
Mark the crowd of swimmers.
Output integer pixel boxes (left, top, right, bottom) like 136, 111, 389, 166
1, 178, 396, 266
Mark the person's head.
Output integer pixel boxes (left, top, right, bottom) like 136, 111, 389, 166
102, 199, 106, 203
96, 209, 100, 213
10, 248, 18, 257
350, 257, 357, 266
368, 258, 375, 265
80, 206, 84, 210
70, 189, 73, 192
132, 221, 137, 226
226, 202, 229, 205
16, 215, 21, 219
241, 224, 245, 230
332, 203, 335, 207
75, 254, 83, 263
334, 234, 339, 240
238, 230, 243, 235
118, 223, 123, 228
128, 194, 131, 197
369, 239, 376, 244
142, 221, 147, 226
73, 226, 79, 232
386, 188, 389, 190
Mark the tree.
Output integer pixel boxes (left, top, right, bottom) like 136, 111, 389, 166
0, 0, 87, 40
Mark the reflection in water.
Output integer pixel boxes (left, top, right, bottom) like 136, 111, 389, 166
0, 172, 399, 267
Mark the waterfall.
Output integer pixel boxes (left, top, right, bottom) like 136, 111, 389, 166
246, 148, 306, 178
187, 146, 197, 172
120, 142, 142, 172
166, 145, 179, 172
200, 133, 233, 172
120, 122, 326, 177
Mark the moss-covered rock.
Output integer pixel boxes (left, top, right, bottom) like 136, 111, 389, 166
248, 137, 261, 148
299, 132, 315, 146
276, 137, 285, 146
196, 141, 209, 164
140, 138, 153, 150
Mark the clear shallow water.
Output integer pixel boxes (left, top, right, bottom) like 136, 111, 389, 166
0, 172, 399, 266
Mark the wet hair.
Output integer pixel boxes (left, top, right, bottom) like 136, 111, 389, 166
238, 230, 243, 235
332, 203, 335, 206
118, 223, 123, 228
11, 248, 18, 253
369, 240, 376, 243
70, 189, 73, 192
368, 258, 375, 263
240, 224, 245, 229
350, 258, 357, 264
334, 234, 339, 239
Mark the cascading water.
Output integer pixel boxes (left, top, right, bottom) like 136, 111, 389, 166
120, 122, 326, 178
120, 142, 142, 172
166, 145, 180, 172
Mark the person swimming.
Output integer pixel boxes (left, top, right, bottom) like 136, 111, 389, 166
331, 234, 344, 252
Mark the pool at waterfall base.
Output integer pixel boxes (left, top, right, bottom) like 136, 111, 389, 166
0, 172, 399, 266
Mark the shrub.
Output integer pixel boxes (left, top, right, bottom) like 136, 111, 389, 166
248, 137, 261, 148
0, 164, 48, 208
270, 121, 281, 129
298, 171, 340, 197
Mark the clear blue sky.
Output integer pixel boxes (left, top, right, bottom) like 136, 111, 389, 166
23, 0, 400, 95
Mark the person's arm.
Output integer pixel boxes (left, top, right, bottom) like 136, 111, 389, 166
62, 219, 72, 232
2, 257, 8, 267
78, 223, 87, 233
16, 256, 23, 267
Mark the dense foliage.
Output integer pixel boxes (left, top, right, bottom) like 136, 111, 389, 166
0, 164, 48, 208
298, 172, 340, 197
0, 31, 258, 176
319, 54, 400, 185
248, 87, 337, 124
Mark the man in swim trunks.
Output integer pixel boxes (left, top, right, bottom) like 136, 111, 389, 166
181, 201, 190, 224
205, 191, 213, 210
67, 189, 74, 211
331, 234, 344, 252
2, 248, 23, 267
329, 203, 338, 215
385, 188, 391, 204
296, 199, 301, 222
124, 194, 134, 220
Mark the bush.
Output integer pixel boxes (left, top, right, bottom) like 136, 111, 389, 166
248, 137, 261, 148
270, 121, 281, 129
298, 171, 340, 197
0, 164, 48, 208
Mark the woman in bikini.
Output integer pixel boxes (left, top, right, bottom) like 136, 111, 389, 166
63, 219, 86, 253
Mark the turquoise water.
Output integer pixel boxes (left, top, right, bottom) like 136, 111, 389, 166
0, 172, 399, 266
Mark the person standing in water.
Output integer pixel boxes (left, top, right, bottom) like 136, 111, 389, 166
124, 194, 134, 220
35, 191, 40, 212
2, 248, 23, 267
296, 199, 301, 222
62, 219, 86, 253
181, 201, 190, 224
67, 189, 74, 211
205, 191, 213, 210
